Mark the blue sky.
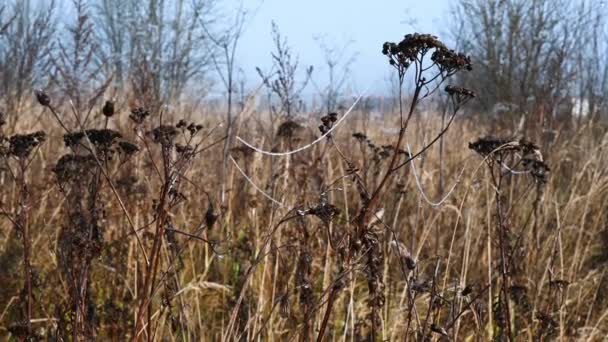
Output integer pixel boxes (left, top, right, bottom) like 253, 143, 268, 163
237, 0, 452, 96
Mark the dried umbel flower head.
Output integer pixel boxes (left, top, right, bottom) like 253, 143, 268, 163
175, 144, 194, 157
102, 100, 115, 117
9, 131, 47, 158
177, 119, 204, 136
64, 129, 122, 153
445, 85, 475, 98
129, 107, 150, 125
319, 113, 338, 136
35, 90, 51, 107
63, 131, 85, 148
150, 125, 178, 147
118, 140, 140, 156
445, 85, 476, 107
86, 129, 122, 149
309, 202, 341, 226
176, 119, 187, 129
469, 136, 550, 184
276, 120, 303, 138
382, 33, 447, 68
468, 136, 509, 156
522, 158, 550, 184
432, 48, 473, 74
352, 132, 368, 143
383, 33, 472, 83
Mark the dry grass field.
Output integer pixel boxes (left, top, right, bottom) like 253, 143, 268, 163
0, 30, 607, 342
1, 94, 608, 341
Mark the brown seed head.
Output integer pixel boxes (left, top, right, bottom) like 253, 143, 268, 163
9, 131, 46, 158
35, 90, 51, 107
129, 107, 150, 125
102, 100, 115, 117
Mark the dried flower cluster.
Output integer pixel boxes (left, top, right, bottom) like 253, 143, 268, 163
382, 33, 447, 67
318, 112, 338, 136
469, 136, 550, 183
277, 120, 304, 138
65, 129, 121, 150
129, 107, 150, 125
35, 90, 51, 107
432, 48, 473, 73
7, 131, 47, 158
176, 119, 203, 135
382, 33, 472, 75
444, 85, 475, 96
149, 125, 178, 147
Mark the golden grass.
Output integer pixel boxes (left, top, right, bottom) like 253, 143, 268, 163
0, 105, 607, 341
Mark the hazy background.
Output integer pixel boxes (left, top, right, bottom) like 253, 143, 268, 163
237, 0, 449, 95
2, 0, 608, 119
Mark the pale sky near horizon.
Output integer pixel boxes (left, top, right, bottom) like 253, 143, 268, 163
237, 0, 452, 96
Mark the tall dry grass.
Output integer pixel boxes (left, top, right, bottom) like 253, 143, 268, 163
0, 94, 607, 341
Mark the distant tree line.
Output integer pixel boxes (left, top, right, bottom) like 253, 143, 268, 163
451, 0, 608, 126
0, 0, 222, 123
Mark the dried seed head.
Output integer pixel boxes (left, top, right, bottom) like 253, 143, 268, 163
187, 123, 198, 135
102, 100, 115, 117
86, 129, 122, 149
432, 48, 473, 73
383, 33, 447, 67
445, 85, 475, 97
129, 107, 150, 125
175, 144, 194, 156
118, 140, 140, 156
9, 131, 46, 158
522, 158, 550, 184
468, 136, 509, 156
328, 112, 338, 122
150, 125, 178, 147
309, 202, 341, 226
35, 90, 51, 107
64, 129, 122, 152
276, 120, 303, 138
352, 132, 368, 142
445, 85, 476, 107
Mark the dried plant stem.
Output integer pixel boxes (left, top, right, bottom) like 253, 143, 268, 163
15, 161, 32, 337
491, 167, 514, 341
316, 287, 339, 342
